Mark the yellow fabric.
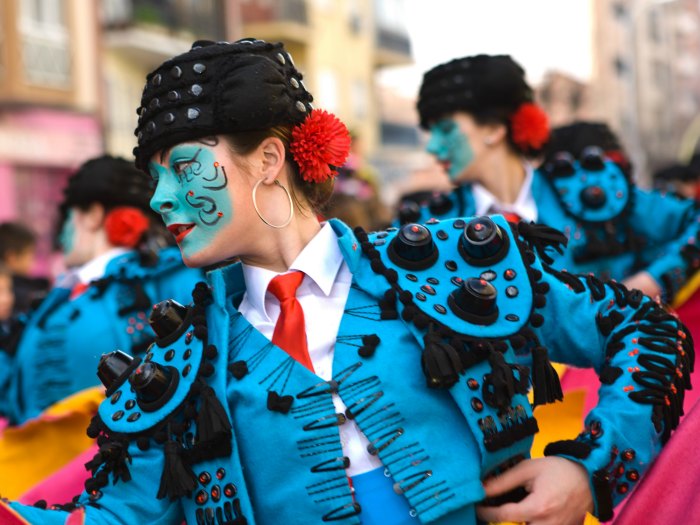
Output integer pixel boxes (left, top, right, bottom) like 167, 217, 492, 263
672, 269, 700, 308
0, 387, 103, 499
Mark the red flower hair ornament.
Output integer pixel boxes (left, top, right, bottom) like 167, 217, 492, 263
510, 103, 550, 151
290, 109, 351, 183
105, 207, 150, 248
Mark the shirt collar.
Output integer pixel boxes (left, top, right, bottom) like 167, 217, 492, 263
76, 248, 131, 284
240, 222, 344, 318
472, 163, 538, 223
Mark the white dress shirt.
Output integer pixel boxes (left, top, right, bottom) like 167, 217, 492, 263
55, 248, 130, 290
238, 222, 383, 476
472, 163, 538, 223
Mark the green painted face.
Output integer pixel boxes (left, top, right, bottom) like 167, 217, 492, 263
426, 119, 474, 180
149, 143, 233, 261
58, 209, 75, 256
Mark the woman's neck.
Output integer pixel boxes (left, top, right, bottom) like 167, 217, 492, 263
240, 213, 322, 273
473, 152, 527, 205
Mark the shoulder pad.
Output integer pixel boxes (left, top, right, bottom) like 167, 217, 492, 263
106, 247, 187, 281
97, 301, 205, 434
367, 215, 534, 338
541, 157, 632, 223
397, 191, 458, 225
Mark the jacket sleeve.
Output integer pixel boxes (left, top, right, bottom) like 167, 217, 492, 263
629, 188, 700, 301
0, 439, 183, 525
534, 261, 693, 521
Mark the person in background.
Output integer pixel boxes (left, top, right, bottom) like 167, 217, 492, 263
0, 264, 21, 355
0, 38, 692, 525
0, 155, 203, 501
653, 162, 700, 201
0, 222, 50, 315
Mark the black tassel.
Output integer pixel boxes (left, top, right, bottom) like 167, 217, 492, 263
482, 350, 517, 409
531, 346, 563, 406
196, 384, 232, 447
157, 440, 198, 500
421, 331, 463, 389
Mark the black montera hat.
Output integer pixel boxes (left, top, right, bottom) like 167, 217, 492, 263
133, 38, 314, 170
544, 121, 624, 160
417, 54, 533, 130
62, 155, 153, 212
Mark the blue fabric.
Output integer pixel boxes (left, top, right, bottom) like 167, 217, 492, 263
351, 468, 416, 525
5, 218, 691, 524
0, 247, 203, 424
403, 161, 700, 301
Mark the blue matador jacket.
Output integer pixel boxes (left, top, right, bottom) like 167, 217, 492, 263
2, 218, 693, 524
0, 247, 203, 425
399, 158, 700, 302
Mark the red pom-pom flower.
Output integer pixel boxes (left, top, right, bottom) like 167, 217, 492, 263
510, 103, 550, 150
105, 207, 150, 248
290, 109, 351, 183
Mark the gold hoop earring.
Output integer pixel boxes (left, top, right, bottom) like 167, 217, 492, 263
252, 179, 294, 229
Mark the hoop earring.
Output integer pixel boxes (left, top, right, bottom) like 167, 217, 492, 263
252, 179, 294, 229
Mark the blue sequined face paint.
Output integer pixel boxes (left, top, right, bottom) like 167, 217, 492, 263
149, 144, 233, 260
59, 210, 75, 256
426, 119, 474, 180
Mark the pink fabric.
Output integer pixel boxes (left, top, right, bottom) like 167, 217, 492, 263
559, 366, 600, 417
613, 399, 700, 524
18, 445, 97, 505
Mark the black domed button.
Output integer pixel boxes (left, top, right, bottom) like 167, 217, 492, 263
547, 151, 576, 177
459, 217, 509, 266
97, 350, 135, 390
580, 146, 605, 171
428, 193, 454, 216
448, 277, 499, 325
387, 223, 438, 270
149, 300, 189, 340
580, 186, 607, 209
128, 362, 174, 404
397, 201, 421, 225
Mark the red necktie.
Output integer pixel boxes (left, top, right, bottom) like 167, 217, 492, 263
502, 212, 522, 224
69, 282, 89, 300
268, 272, 314, 372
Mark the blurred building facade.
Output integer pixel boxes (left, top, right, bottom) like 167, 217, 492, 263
590, 0, 700, 183
536, 71, 594, 128
0, 0, 104, 275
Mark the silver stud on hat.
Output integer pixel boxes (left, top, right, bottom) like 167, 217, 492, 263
290, 78, 299, 89
187, 108, 201, 120
189, 84, 203, 96
167, 91, 180, 102
193, 63, 206, 74
277, 53, 286, 65
295, 101, 307, 112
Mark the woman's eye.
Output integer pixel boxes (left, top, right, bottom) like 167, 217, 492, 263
173, 161, 192, 174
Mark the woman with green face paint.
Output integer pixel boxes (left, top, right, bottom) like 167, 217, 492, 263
3, 40, 693, 525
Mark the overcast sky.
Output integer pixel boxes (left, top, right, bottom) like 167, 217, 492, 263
378, 0, 593, 97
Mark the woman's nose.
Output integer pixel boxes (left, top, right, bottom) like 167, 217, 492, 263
425, 134, 442, 156
150, 179, 178, 214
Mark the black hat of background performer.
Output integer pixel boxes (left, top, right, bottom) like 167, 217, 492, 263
653, 163, 698, 183
543, 121, 625, 161
133, 38, 314, 171
417, 54, 533, 130
61, 155, 154, 212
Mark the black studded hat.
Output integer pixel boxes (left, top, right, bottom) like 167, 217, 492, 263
417, 55, 534, 130
133, 38, 314, 171
544, 121, 625, 160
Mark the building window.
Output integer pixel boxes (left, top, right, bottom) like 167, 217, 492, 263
19, 0, 71, 87
352, 79, 367, 119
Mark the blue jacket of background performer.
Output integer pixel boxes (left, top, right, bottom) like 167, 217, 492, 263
399, 158, 700, 302
4, 218, 692, 524
0, 247, 203, 425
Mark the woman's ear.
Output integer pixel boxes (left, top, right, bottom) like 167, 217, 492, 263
259, 137, 287, 185
484, 123, 508, 146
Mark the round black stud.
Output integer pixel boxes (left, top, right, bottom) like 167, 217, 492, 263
129, 362, 174, 404
112, 410, 124, 421
223, 483, 237, 497
547, 151, 576, 177
377, 232, 388, 239
467, 378, 479, 390
199, 472, 211, 485
98, 350, 135, 391
195, 490, 208, 505
397, 201, 421, 225
406, 274, 418, 282
420, 284, 436, 295
193, 63, 206, 74
505, 314, 519, 322
187, 108, 200, 120
127, 412, 141, 422
450, 276, 463, 287
506, 286, 519, 298
580, 186, 607, 209
504, 269, 516, 281
459, 217, 509, 266
580, 145, 606, 171
149, 299, 189, 340
125, 399, 136, 410
110, 391, 122, 404
387, 223, 439, 270
448, 277, 499, 325
146, 121, 156, 133
471, 398, 483, 412
167, 90, 180, 102
164, 113, 175, 124
434, 304, 447, 314
216, 468, 226, 480
373, 239, 386, 247
428, 193, 454, 216
170, 66, 182, 79
211, 485, 221, 503
415, 292, 427, 302
183, 364, 192, 377
149, 98, 160, 110
621, 449, 636, 462
427, 277, 439, 285
164, 349, 175, 361
436, 230, 448, 241
453, 219, 466, 229
445, 260, 458, 271
152, 73, 162, 86
183, 348, 192, 360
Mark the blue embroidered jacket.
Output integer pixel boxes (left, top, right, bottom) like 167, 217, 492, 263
4, 218, 692, 524
0, 247, 203, 425
399, 160, 700, 302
